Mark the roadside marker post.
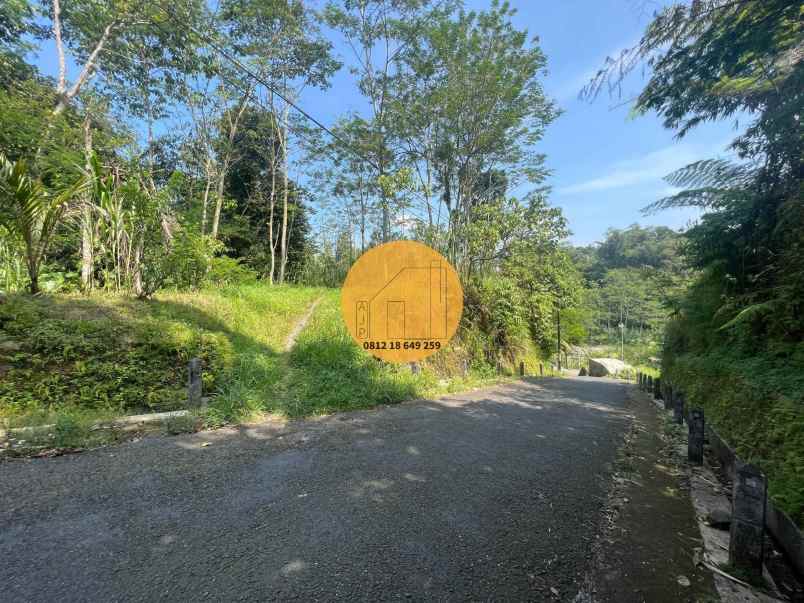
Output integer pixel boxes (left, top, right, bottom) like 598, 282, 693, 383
675, 392, 685, 425
688, 408, 704, 464
188, 358, 203, 407
730, 462, 767, 580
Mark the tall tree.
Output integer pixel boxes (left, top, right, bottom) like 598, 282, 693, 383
585, 0, 802, 344
207, 0, 337, 287
324, 0, 452, 242
393, 1, 558, 271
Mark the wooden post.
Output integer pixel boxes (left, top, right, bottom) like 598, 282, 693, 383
539, 363, 544, 377
188, 358, 202, 407
519, 361, 525, 377
675, 391, 685, 425
688, 408, 704, 464
729, 462, 767, 580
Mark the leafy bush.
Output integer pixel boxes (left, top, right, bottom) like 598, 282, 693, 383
463, 276, 530, 362
206, 256, 258, 286
164, 230, 223, 290
663, 267, 804, 526
0, 294, 231, 420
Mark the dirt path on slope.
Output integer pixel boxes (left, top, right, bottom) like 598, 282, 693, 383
284, 297, 322, 351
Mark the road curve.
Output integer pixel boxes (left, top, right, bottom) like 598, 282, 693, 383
1, 377, 633, 601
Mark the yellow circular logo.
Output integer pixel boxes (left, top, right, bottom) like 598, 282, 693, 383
341, 240, 463, 363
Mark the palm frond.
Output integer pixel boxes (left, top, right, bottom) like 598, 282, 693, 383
642, 159, 758, 213
717, 300, 779, 331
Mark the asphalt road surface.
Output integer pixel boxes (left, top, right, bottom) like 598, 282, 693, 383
1, 377, 634, 602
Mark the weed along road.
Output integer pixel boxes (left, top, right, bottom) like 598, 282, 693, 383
1, 378, 635, 601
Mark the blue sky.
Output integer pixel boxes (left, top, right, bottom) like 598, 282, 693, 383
28, 0, 742, 246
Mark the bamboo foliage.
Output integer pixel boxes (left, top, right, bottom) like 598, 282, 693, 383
0, 154, 87, 294
83, 155, 170, 296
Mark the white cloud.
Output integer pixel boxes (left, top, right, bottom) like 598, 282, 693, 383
556, 140, 731, 196
550, 36, 642, 102
551, 69, 597, 102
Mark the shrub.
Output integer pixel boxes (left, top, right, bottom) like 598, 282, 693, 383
463, 276, 530, 361
206, 256, 258, 287
164, 230, 223, 290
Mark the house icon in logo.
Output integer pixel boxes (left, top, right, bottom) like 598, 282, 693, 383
355, 260, 448, 341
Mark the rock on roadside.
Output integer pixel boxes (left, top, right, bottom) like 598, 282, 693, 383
588, 357, 632, 377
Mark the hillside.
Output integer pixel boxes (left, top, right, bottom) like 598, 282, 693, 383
0, 285, 323, 430
0, 284, 549, 449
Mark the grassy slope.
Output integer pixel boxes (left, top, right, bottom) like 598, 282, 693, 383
1, 284, 549, 448
277, 290, 546, 417
667, 349, 804, 527
0, 285, 323, 428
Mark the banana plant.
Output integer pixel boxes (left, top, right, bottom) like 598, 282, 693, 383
0, 153, 87, 294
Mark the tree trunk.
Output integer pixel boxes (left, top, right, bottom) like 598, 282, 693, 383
25, 251, 40, 294
53, 0, 66, 94
359, 173, 367, 253
278, 106, 290, 284
211, 171, 226, 240
200, 160, 212, 236
268, 163, 277, 284
80, 115, 94, 292
132, 235, 145, 298
210, 88, 252, 240
52, 20, 117, 117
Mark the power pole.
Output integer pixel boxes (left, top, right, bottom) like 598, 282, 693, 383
556, 306, 562, 372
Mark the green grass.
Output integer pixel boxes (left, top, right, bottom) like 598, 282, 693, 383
273, 291, 549, 418
0, 284, 323, 430
1, 284, 551, 449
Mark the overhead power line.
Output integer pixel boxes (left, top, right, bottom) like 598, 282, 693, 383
150, 1, 381, 172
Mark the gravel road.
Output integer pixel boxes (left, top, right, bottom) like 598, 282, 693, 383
1, 377, 633, 602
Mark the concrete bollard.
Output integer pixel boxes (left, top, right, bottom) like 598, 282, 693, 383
410, 362, 420, 375
729, 462, 767, 579
675, 392, 685, 425
519, 361, 525, 377
188, 358, 203, 407
462, 359, 469, 377
688, 408, 705, 464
